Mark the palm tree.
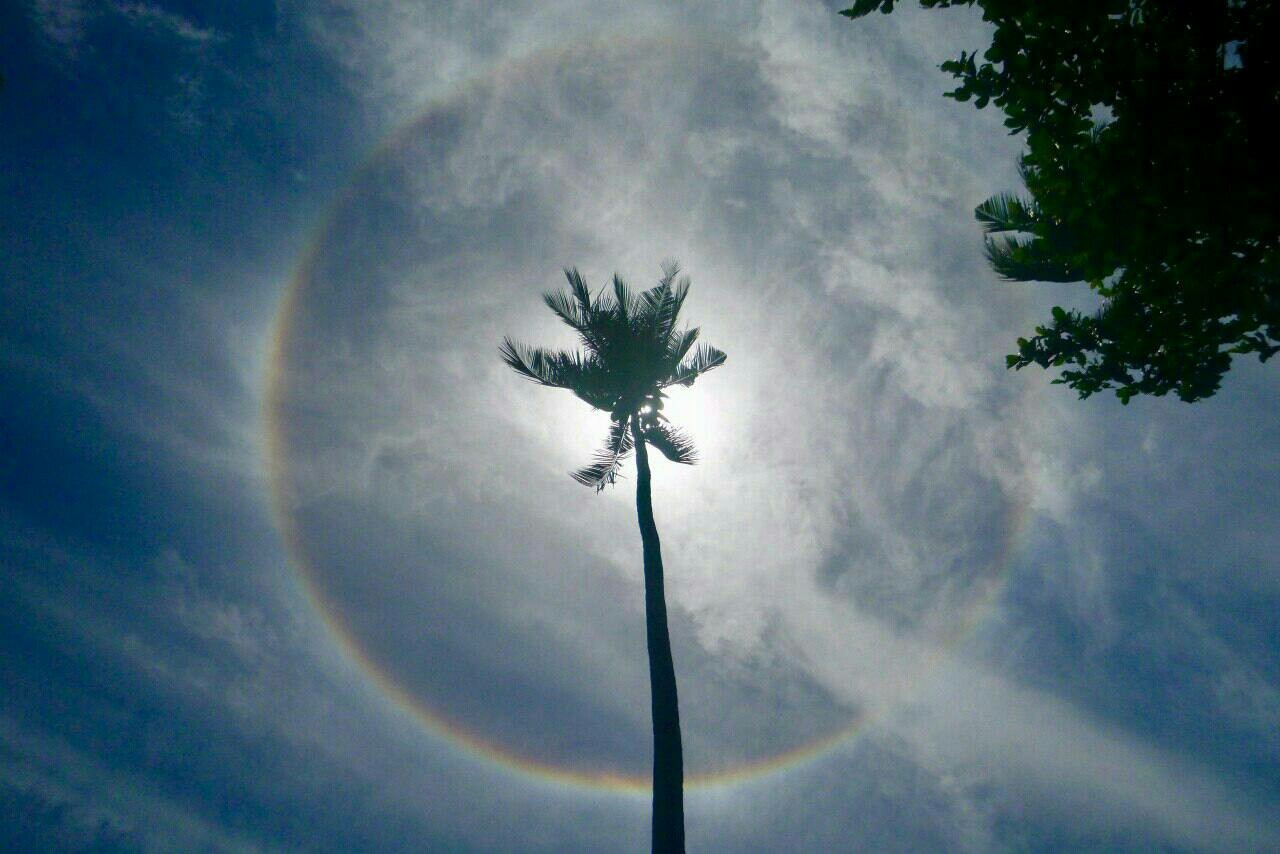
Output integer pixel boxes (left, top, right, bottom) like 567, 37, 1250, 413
501, 262, 726, 853
975, 192, 1085, 284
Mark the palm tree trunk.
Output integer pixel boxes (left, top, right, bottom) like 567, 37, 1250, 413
631, 416, 685, 853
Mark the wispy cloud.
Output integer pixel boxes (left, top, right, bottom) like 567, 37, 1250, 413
28, 0, 223, 55
269, 5, 1280, 846
7, 0, 1279, 848
29, 0, 89, 53
110, 1, 223, 44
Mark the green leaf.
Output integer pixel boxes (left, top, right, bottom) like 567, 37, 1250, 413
975, 192, 1038, 234
985, 235, 1085, 283
839, 0, 892, 20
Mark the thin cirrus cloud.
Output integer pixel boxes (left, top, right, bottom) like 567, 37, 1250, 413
30, 0, 223, 53
3, 0, 1279, 850
274, 2, 1279, 846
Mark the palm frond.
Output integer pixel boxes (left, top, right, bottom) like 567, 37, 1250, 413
571, 418, 634, 491
985, 235, 1084, 283
500, 337, 559, 385
566, 359, 620, 411
656, 280, 690, 345
611, 273, 635, 321
643, 421, 698, 465
665, 326, 700, 367
543, 289, 582, 328
639, 262, 691, 344
564, 267, 594, 317
975, 192, 1038, 234
638, 275, 671, 318
544, 287, 610, 354
500, 339, 592, 389
668, 342, 726, 387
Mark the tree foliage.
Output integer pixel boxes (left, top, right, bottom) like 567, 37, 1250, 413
843, 0, 1280, 402
501, 263, 726, 488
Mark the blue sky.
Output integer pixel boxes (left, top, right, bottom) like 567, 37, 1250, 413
3, 2, 1279, 851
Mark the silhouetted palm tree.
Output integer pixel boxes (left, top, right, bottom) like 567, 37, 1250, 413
501, 262, 726, 853
976, 181, 1085, 286
977, 193, 1078, 284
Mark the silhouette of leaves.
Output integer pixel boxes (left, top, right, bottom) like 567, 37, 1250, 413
572, 418, 634, 491
983, 234, 1084, 283
974, 192, 1038, 235
644, 422, 698, 465
843, 1, 1280, 402
670, 343, 727, 387
502, 263, 725, 489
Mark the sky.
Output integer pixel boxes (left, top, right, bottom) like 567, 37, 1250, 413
3, 1, 1280, 851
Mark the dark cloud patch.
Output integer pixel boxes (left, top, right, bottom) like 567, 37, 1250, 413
292, 494, 656, 773
0, 784, 142, 853
816, 412, 1014, 637
691, 734, 995, 851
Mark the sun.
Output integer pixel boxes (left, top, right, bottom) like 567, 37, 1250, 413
659, 376, 739, 470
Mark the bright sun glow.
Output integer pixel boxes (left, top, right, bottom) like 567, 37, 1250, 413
534, 371, 743, 498
660, 379, 737, 470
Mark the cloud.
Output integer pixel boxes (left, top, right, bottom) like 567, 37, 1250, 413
0, 509, 656, 850
23, 0, 224, 129
29, 0, 89, 52
269, 9, 1279, 847
27, 0, 223, 55
898, 654, 1280, 850
110, 2, 223, 44
8, 0, 1280, 848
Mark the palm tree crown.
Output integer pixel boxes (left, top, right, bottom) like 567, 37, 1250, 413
501, 262, 726, 490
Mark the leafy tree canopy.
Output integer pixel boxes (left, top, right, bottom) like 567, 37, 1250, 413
843, 0, 1280, 402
